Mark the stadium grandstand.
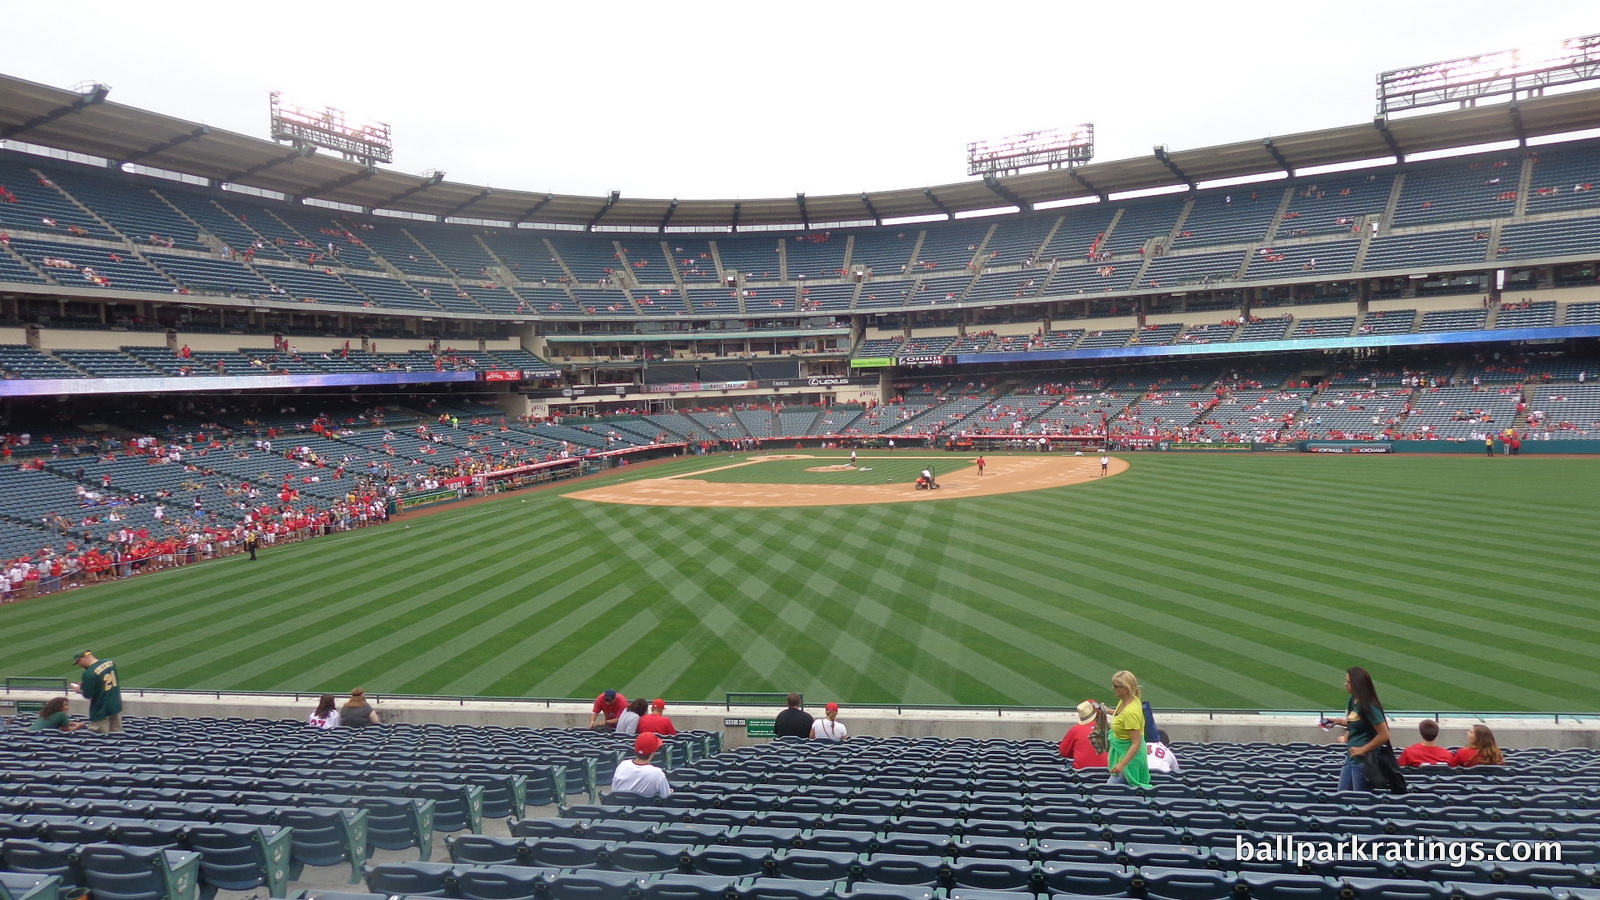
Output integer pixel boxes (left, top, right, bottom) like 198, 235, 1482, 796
6, 36, 1600, 900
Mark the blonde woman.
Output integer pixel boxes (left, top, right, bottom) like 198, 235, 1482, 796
1108, 670, 1152, 789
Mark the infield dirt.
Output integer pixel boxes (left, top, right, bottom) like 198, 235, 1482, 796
564, 453, 1130, 508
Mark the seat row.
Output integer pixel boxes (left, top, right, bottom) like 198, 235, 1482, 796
361, 857, 1600, 900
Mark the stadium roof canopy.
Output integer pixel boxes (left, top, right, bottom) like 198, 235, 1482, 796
4, 73, 1600, 231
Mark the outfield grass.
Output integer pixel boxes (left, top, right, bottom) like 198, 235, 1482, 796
3, 452, 1597, 712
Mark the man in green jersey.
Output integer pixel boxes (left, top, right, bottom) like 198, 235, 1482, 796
70, 650, 123, 733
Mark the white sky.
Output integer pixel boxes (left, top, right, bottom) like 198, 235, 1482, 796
4, 2, 1595, 203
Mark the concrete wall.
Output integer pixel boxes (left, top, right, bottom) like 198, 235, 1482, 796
7, 689, 1593, 750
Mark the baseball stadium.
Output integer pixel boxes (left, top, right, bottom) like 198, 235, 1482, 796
2, 20, 1600, 900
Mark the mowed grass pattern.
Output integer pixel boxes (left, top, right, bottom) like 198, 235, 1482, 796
2, 454, 1597, 711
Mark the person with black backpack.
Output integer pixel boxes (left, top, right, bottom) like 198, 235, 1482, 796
1332, 666, 1402, 792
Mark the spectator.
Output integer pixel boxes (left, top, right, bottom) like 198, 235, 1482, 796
589, 689, 627, 731
1397, 719, 1452, 766
616, 696, 647, 737
1058, 700, 1109, 769
772, 693, 813, 738
1108, 670, 1152, 789
307, 693, 341, 729
70, 650, 123, 733
810, 702, 849, 741
638, 698, 678, 736
28, 696, 81, 732
610, 732, 672, 798
1454, 724, 1504, 768
339, 688, 381, 727
1334, 666, 1391, 791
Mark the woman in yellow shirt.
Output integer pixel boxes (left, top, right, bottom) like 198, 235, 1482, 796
1108, 669, 1153, 789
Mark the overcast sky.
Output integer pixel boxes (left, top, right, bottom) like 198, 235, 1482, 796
5, 2, 1595, 203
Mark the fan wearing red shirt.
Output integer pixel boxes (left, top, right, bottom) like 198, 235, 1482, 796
1453, 724, 1504, 768
1397, 719, 1453, 767
1058, 700, 1110, 769
589, 689, 627, 731
638, 698, 678, 736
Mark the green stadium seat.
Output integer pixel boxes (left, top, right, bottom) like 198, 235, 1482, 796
78, 845, 201, 900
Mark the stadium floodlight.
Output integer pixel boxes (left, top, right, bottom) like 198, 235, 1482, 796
1377, 33, 1600, 115
967, 124, 1094, 177
269, 91, 393, 165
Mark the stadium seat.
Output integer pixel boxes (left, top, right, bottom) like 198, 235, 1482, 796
524, 836, 611, 869
1337, 876, 1449, 900
874, 833, 951, 857
732, 876, 841, 900
1040, 860, 1133, 895
545, 869, 644, 900
184, 822, 293, 896
0, 873, 60, 900
78, 844, 201, 900
362, 861, 455, 897
772, 848, 859, 881
839, 886, 935, 900
858, 854, 943, 887
608, 841, 692, 874
446, 834, 526, 866
454, 865, 559, 900
803, 829, 876, 854
348, 796, 434, 860
1136, 865, 1235, 900
1227, 871, 1342, 900
508, 817, 586, 838
946, 857, 1035, 891
1446, 884, 1560, 900
689, 844, 772, 877
1, 840, 85, 888
277, 807, 369, 882
641, 873, 740, 900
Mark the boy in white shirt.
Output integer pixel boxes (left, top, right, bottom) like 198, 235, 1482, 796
610, 732, 672, 798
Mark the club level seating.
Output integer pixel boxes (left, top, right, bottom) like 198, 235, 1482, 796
143, 252, 278, 296
1243, 240, 1360, 281
1138, 249, 1245, 289
855, 338, 904, 358
789, 283, 848, 312
1497, 217, 1600, 263
1493, 301, 1559, 330
1236, 316, 1294, 342
1363, 229, 1489, 272
1357, 309, 1418, 336
1076, 328, 1134, 350
0, 345, 85, 379
897, 337, 953, 356
1175, 322, 1238, 345
1126, 323, 1182, 346
946, 333, 997, 353
49, 350, 161, 379
1290, 316, 1356, 339
1418, 308, 1489, 333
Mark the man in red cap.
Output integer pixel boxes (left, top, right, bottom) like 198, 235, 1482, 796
609, 732, 672, 798
810, 701, 849, 741
638, 698, 678, 736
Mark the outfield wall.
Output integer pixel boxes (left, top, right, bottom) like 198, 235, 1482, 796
7, 689, 1595, 751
